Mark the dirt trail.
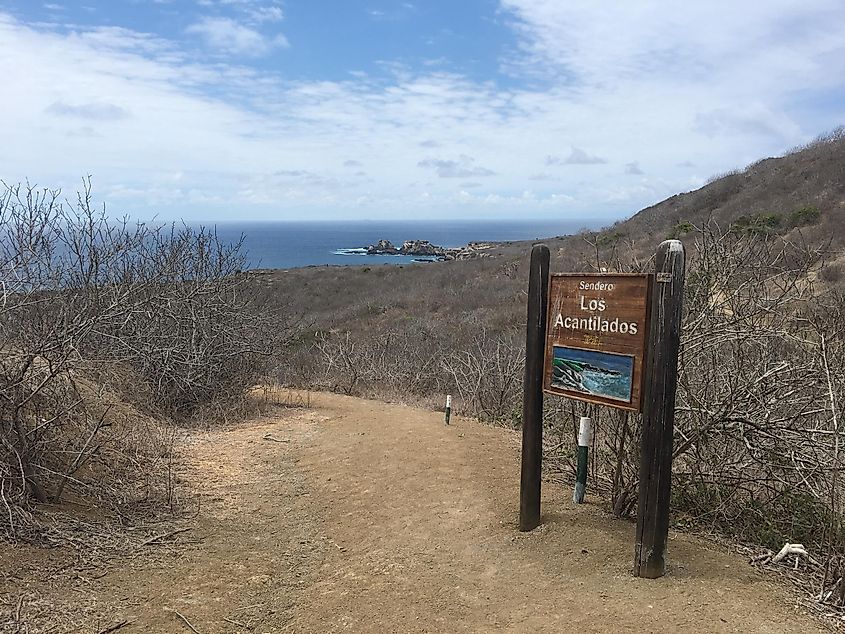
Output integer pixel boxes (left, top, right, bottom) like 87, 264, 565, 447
5, 393, 824, 632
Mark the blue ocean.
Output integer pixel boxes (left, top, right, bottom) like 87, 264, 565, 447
207, 219, 599, 270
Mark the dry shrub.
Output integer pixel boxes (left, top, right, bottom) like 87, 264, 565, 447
0, 181, 287, 539
279, 316, 524, 424
820, 261, 844, 285
544, 223, 845, 607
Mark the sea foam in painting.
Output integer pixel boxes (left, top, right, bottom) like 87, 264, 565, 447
551, 346, 634, 402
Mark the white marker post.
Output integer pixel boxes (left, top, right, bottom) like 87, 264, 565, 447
573, 416, 592, 503
445, 395, 452, 425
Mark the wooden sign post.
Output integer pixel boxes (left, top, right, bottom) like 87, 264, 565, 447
519, 244, 549, 532
635, 239, 686, 578
519, 239, 685, 581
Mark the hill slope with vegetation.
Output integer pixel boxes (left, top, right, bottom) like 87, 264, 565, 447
624, 128, 845, 250
262, 128, 845, 344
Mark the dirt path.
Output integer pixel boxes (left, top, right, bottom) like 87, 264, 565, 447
4, 393, 824, 632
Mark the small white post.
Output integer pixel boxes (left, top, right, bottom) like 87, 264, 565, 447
573, 416, 592, 503
445, 395, 452, 425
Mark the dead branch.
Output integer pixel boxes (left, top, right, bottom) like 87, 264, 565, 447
140, 527, 192, 547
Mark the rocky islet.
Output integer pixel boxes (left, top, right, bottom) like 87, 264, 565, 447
364, 238, 492, 261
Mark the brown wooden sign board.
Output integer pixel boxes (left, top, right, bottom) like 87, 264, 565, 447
543, 273, 652, 411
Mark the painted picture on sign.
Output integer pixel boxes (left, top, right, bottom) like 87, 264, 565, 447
551, 346, 634, 403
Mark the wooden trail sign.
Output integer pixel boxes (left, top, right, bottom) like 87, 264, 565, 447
519, 240, 685, 581
544, 274, 652, 411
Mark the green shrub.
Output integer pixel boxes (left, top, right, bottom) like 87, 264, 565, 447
731, 213, 782, 235
667, 221, 695, 239
596, 230, 626, 246
789, 205, 821, 227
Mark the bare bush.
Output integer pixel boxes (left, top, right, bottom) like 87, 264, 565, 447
669, 225, 835, 544
0, 180, 286, 539
545, 223, 845, 605
283, 320, 522, 423
440, 326, 523, 423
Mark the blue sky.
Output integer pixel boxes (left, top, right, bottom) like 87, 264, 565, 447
0, 1, 843, 221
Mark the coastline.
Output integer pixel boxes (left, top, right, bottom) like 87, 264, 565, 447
207, 218, 594, 270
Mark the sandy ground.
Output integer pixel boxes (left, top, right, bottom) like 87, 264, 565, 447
1, 392, 826, 633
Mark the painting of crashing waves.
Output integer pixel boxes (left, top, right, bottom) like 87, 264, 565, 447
551, 346, 634, 402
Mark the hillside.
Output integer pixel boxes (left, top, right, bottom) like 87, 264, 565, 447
613, 127, 845, 254
260, 127, 845, 338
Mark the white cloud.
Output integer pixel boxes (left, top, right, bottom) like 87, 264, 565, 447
546, 148, 606, 165
367, 3, 418, 21
418, 155, 496, 178
1, 3, 844, 221
500, 1, 845, 90
46, 101, 129, 120
186, 17, 288, 56
499, 1, 845, 149
247, 5, 284, 23
625, 162, 644, 176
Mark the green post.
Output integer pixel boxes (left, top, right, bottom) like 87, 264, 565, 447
573, 416, 591, 503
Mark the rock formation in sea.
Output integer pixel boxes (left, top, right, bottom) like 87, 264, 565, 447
363, 238, 494, 260
401, 240, 441, 256
366, 239, 399, 255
